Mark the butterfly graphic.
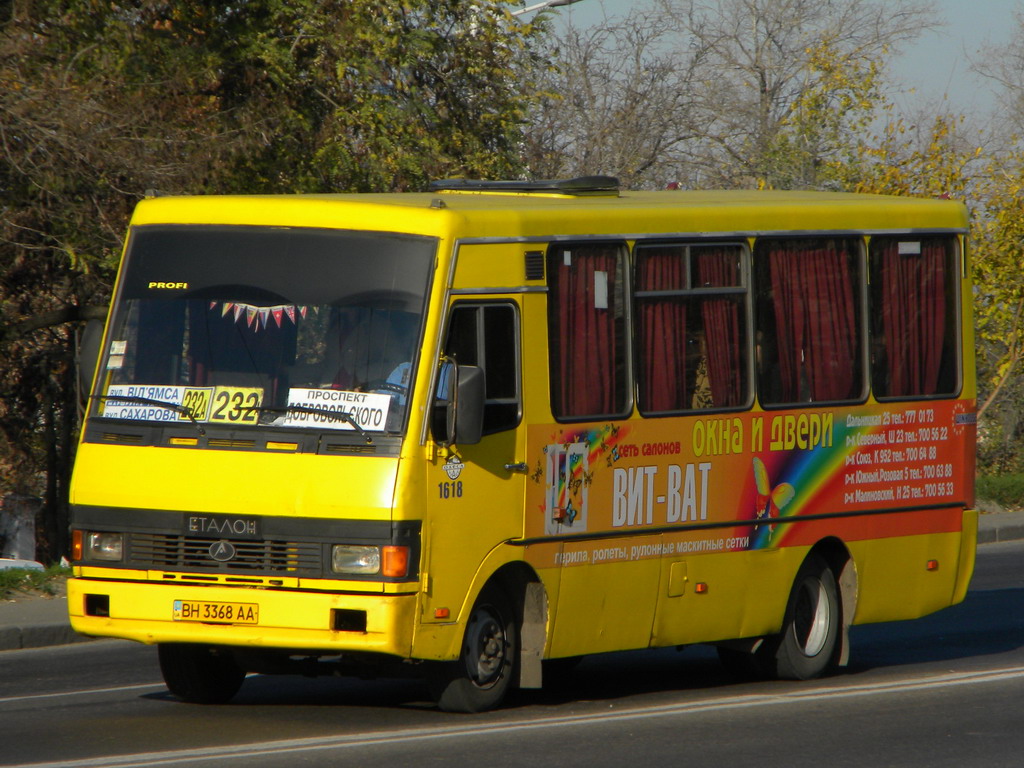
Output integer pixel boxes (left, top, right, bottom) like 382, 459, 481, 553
752, 457, 795, 533
553, 500, 578, 525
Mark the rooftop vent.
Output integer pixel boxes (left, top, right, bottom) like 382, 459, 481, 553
428, 176, 620, 196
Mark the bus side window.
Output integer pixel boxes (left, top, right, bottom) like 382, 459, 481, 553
869, 235, 958, 399
754, 237, 865, 406
434, 302, 521, 439
635, 243, 748, 414
547, 242, 630, 420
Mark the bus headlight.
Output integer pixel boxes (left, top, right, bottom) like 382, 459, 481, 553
331, 545, 411, 577
84, 532, 124, 562
331, 545, 380, 575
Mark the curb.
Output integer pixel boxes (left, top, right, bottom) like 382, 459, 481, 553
977, 520, 1024, 545
0, 624, 92, 652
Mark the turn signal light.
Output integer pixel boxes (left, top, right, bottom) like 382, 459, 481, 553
382, 546, 410, 578
926, 559, 939, 571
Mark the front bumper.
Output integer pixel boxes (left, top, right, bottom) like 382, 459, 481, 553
68, 576, 418, 657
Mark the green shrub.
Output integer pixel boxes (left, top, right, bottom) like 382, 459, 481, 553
0, 563, 70, 600
976, 473, 1024, 511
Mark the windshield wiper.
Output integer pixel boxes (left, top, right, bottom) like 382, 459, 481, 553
249, 405, 374, 444
94, 395, 206, 436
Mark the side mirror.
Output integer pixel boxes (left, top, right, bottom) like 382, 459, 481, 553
434, 360, 484, 447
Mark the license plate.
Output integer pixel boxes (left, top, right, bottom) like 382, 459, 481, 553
173, 600, 258, 624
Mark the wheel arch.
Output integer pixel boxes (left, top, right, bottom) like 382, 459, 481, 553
479, 561, 547, 689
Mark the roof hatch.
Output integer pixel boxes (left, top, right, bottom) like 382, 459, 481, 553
428, 176, 620, 196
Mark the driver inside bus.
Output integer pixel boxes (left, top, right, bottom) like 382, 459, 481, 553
329, 310, 418, 396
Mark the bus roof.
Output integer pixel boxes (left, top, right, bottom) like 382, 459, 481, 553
129, 188, 969, 241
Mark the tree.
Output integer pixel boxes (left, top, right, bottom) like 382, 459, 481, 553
0, 0, 549, 559
530, 0, 935, 190
679, 0, 935, 188
756, 35, 883, 189
958, 12, 1024, 471
971, 152, 1024, 470
523, 4, 700, 188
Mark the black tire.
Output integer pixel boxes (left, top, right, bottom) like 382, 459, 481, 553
429, 585, 518, 713
158, 644, 246, 704
762, 554, 841, 680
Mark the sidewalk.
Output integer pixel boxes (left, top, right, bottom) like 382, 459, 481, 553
2, 511, 1023, 653
0, 594, 87, 651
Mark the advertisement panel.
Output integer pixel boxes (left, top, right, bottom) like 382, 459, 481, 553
524, 400, 976, 568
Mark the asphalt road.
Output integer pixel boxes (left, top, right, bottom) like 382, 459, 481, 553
2, 540, 1023, 768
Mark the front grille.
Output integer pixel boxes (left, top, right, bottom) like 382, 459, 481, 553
130, 533, 322, 575
101, 432, 144, 443
207, 438, 256, 449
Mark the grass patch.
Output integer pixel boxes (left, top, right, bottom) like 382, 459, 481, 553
976, 473, 1024, 512
0, 564, 70, 601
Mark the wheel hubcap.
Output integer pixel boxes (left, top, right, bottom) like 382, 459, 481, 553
793, 579, 831, 657
464, 607, 506, 687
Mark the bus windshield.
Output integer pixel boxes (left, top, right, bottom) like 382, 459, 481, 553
93, 225, 436, 436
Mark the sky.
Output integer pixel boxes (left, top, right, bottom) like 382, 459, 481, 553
546, 0, 1022, 117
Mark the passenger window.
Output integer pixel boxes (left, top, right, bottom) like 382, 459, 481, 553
634, 243, 748, 413
869, 235, 958, 398
547, 243, 629, 420
754, 237, 865, 406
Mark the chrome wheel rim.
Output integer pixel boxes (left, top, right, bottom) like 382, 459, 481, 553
793, 579, 831, 657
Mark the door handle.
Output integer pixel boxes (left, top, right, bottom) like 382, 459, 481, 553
504, 462, 529, 473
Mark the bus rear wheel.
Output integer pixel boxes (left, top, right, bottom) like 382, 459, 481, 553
429, 585, 518, 713
765, 554, 840, 680
158, 644, 246, 704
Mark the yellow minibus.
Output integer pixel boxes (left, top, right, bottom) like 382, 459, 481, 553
69, 178, 977, 711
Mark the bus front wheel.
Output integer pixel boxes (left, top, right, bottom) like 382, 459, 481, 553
429, 585, 518, 713
766, 554, 841, 680
158, 643, 246, 704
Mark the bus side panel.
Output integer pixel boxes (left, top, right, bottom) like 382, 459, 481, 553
650, 547, 798, 648
546, 547, 660, 657
847, 529, 967, 625
523, 395, 973, 656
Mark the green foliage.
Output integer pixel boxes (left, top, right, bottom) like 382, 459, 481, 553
971, 149, 1024, 423
0, 563, 71, 601
758, 37, 884, 190
307, 0, 548, 191
0, 0, 550, 558
975, 473, 1024, 512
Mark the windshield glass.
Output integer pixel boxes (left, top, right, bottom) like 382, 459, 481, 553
93, 225, 436, 436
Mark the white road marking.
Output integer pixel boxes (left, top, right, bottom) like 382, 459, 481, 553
8, 665, 1024, 768
0, 682, 165, 706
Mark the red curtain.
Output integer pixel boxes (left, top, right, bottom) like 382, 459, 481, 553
879, 240, 947, 396
766, 244, 805, 402
696, 249, 742, 407
805, 244, 858, 400
766, 240, 859, 402
551, 245, 623, 417
637, 247, 687, 411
